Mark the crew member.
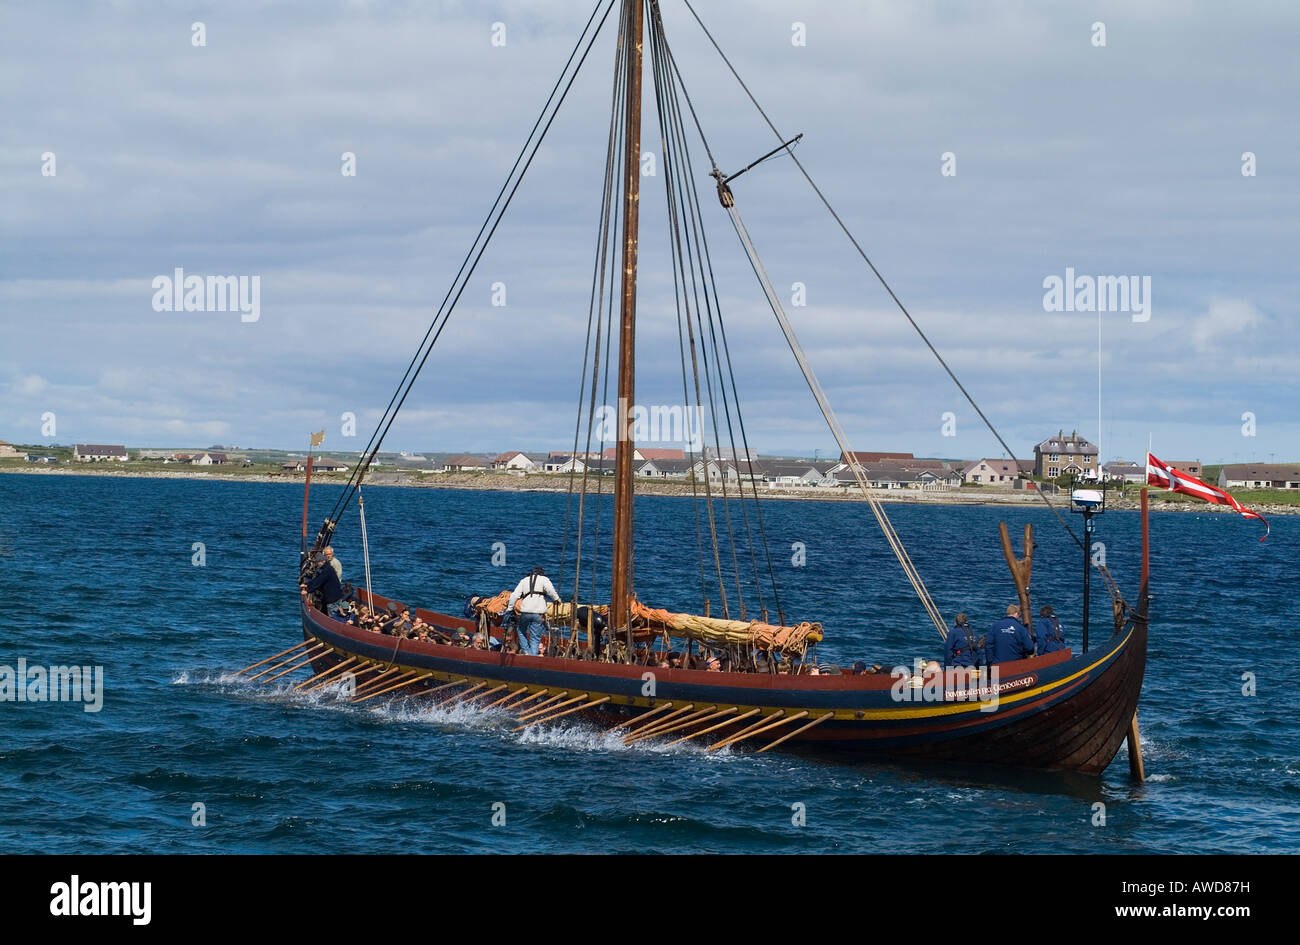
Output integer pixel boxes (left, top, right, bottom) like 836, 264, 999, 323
944, 612, 982, 668
1035, 605, 1067, 655
302, 553, 343, 616
984, 604, 1035, 665
506, 566, 560, 656
324, 546, 342, 583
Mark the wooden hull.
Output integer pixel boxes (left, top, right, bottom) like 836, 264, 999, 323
300, 577, 1148, 774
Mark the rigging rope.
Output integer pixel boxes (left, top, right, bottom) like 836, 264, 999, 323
724, 201, 948, 639
319, 0, 618, 534
650, 4, 785, 622
561, 0, 630, 608
679, 0, 1127, 614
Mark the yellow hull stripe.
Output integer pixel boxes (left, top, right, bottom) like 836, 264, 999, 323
303, 623, 1132, 724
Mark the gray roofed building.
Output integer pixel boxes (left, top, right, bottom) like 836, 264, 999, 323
73, 444, 128, 461
1218, 463, 1300, 489
1103, 461, 1146, 483
1034, 429, 1098, 479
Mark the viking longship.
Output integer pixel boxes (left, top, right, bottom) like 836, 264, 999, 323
242, 0, 1151, 776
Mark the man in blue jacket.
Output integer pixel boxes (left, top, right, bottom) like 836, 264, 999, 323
302, 553, 343, 616
1035, 605, 1067, 655
984, 604, 1035, 665
943, 613, 982, 668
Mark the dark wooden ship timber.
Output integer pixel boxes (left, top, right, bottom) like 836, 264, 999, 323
240, 0, 1152, 777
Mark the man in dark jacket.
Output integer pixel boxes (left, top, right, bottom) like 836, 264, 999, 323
302, 554, 343, 615
1035, 605, 1067, 655
944, 613, 982, 668
984, 604, 1036, 665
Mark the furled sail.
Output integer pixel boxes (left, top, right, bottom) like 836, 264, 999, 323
467, 591, 822, 655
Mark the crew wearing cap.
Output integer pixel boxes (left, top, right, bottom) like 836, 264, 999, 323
984, 604, 1036, 665
1035, 605, 1067, 655
944, 612, 982, 668
506, 566, 561, 656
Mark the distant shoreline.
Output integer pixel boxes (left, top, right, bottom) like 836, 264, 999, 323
4, 464, 1296, 516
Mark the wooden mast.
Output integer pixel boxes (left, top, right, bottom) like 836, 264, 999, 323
610, 0, 644, 638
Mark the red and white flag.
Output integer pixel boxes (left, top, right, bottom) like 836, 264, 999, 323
1147, 453, 1269, 541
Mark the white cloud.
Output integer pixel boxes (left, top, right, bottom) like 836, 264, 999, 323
12, 374, 49, 397
1192, 298, 1264, 352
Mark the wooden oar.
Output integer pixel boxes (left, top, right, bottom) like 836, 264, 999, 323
757, 711, 833, 752
711, 711, 807, 751
431, 681, 487, 710
518, 696, 610, 729
708, 710, 786, 751
624, 705, 716, 745
512, 691, 570, 718
461, 684, 509, 708
249, 642, 327, 680
235, 640, 314, 676
664, 708, 758, 747
514, 692, 585, 722
606, 702, 674, 735
504, 689, 551, 713
390, 677, 468, 706
628, 705, 721, 744
353, 672, 432, 705
332, 663, 386, 694
302, 657, 374, 693
351, 669, 418, 701
659, 707, 743, 746
349, 667, 401, 698
514, 693, 589, 726
258, 644, 330, 683
481, 686, 531, 711
621, 704, 695, 744
294, 656, 359, 691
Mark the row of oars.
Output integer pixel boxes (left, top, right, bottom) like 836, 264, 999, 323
234, 641, 611, 723
234, 643, 834, 750
234, 640, 435, 706
608, 702, 834, 752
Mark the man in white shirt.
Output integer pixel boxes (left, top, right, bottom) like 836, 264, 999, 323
506, 566, 560, 656
324, 546, 342, 583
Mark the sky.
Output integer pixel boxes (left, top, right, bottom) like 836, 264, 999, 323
2, 0, 1297, 466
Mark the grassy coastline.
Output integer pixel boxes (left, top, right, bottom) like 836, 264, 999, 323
4, 460, 1298, 515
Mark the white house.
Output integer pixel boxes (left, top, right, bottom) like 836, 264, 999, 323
961, 458, 1029, 485
189, 452, 229, 465
1102, 461, 1146, 483
1218, 464, 1300, 489
492, 451, 540, 471
442, 455, 489, 472
761, 460, 830, 487
73, 444, 128, 461
692, 459, 739, 483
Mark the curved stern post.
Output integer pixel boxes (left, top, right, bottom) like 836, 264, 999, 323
1126, 487, 1150, 781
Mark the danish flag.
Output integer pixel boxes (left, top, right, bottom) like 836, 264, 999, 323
1146, 453, 1268, 541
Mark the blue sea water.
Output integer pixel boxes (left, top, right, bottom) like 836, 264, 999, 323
0, 472, 1296, 854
